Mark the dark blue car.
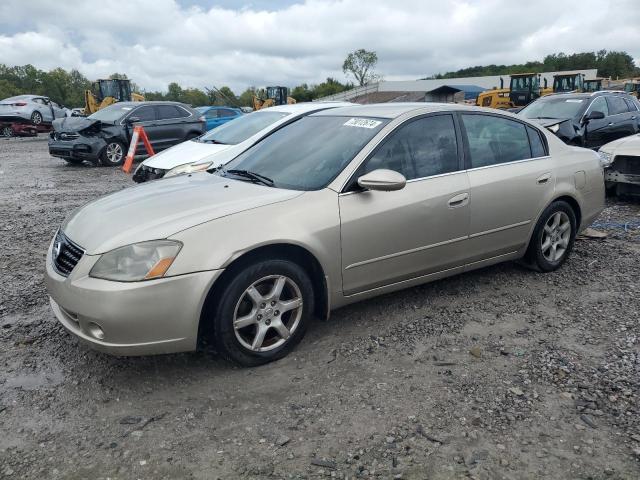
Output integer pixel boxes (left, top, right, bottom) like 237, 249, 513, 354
196, 106, 243, 131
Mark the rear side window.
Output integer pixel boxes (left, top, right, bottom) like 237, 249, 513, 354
363, 115, 459, 180
462, 114, 531, 168
156, 105, 189, 120
218, 109, 237, 118
607, 96, 630, 115
623, 97, 638, 112
132, 106, 156, 122
527, 126, 547, 158
205, 109, 219, 119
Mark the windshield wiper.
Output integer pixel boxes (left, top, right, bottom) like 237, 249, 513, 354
225, 169, 274, 186
203, 138, 226, 144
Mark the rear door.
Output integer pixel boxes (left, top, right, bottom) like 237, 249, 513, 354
605, 95, 637, 142
204, 108, 222, 130
339, 113, 470, 295
153, 104, 192, 149
460, 113, 555, 262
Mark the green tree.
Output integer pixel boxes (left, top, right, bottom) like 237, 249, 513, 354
238, 87, 256, 107
342, 49, 379, 86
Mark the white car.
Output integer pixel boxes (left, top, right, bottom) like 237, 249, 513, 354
598, 134, 640, 196
132, 102, 352, 182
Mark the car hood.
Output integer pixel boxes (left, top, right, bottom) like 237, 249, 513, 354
62, 173, 303, 254
52, 116, 105, 133
599, 133, 640, 154
528, 118, 571, 128
142, 140, 233, 169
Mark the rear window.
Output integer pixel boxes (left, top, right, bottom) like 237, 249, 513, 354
200, 110, 288, 145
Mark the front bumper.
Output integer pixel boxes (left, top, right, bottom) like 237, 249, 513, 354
48, 137, 104, 162
45, 240, 222, 356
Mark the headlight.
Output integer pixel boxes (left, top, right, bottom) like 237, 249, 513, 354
547, 123, 560, 133
164, 161, 213, 178
89, 240, 182, 282
597, 150, 613, 168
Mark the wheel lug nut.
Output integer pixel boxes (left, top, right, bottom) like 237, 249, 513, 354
274, 310, 280, 316
260, 303, 266, 309
271, 301, 276, 306
257, 314, 262, 320
265, 319, 271, 326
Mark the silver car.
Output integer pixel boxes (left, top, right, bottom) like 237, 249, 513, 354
45, 103, 604, 366
0, 94, 67, 125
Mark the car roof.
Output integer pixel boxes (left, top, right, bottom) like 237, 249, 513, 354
3, 94, 41, 101
540, 91, 633, 100
117, 101, 190, 107
266, 101, 353, 114
311, 102, 477, 119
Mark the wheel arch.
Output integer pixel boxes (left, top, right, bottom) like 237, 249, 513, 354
524, 193, 583, 255
197, 242, 329, 350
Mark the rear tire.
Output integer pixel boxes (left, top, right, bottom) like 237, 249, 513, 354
100, 140, 125, 166
185, 132, 200, 141
526, 201, 577, 272
207, 259, 314, 367
31, 111, 43, 125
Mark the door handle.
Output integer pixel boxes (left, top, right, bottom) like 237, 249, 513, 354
607, 122, 614, 126
537, 173, 552, 184
448, 192, 469, 208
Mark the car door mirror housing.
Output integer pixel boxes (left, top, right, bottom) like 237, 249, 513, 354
584, 110, 605, 122
357, 169, 407, 192
126, 116, 140, 124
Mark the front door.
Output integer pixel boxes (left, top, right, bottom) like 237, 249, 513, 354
127, 105, 160, 152
339, 114, 470, 296
459, 113, 555, 261
583, 95, 612, 148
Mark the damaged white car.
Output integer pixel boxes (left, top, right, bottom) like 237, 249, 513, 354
599, 134, 640, 196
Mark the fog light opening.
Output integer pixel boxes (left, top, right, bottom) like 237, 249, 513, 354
87, 322, 105, 340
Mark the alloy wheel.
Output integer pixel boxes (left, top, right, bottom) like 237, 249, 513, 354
106, 142, 123, 164
32, 112, 42, 125
1, 126, 11, 137
541, 211, 571, 262
233, 275, 303, 352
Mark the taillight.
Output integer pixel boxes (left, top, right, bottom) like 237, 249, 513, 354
13, 102, 27, 106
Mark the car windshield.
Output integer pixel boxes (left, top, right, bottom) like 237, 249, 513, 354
87, 104, 134, 122
520, 97, 586, 120
200, 110, 288, 145
218, 115, 389, 191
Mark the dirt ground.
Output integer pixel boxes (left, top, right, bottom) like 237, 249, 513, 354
1, 135, 639, 480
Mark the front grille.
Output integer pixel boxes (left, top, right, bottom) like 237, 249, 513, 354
52, 231, 84, 276
52, 132, 79, 141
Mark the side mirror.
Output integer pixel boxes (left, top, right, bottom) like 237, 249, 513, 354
584, 110, 605, 122
126, 116, 141, 124
357, 169, 406, 192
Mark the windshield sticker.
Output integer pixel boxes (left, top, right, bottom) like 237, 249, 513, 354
344, 118, 382, 129
565, 99, 584, 103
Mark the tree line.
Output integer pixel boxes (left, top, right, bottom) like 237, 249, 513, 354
0, 63, 354, 108
428, 50, 639, 80
1, 50, 638, 109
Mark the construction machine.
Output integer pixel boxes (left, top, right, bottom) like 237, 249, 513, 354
252, 86, 296, 111
552, 73, 585, 93
476, 73, 548, 109
624, 79, 640, 98
583, 78, 604, 93
84, 79, 144, 115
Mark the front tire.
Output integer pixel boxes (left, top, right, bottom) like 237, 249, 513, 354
31, 111, 43, 125
209, 259, 314, 367
1, 125, 12, 137
100, 140, 125, 166
526, 201, 577, 272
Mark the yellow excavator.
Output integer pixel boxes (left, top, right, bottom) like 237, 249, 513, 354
552, 73, 586, 93
84, 79, 144, 115
583, 78, 604, 92
476, 73, 547, 109
252, 86, 296, 110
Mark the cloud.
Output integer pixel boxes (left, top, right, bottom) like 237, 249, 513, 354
0, 0, 638, 93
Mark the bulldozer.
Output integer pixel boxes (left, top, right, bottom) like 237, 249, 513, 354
84, 79, 144, 115
252, 86, 296, 111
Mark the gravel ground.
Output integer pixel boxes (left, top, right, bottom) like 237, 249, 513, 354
1, 135, 639, 480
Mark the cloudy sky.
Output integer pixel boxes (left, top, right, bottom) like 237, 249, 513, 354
0, 0, 639, 93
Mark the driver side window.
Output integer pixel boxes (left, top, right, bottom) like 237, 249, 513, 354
361, 115, 459, 181
588, 96, 609, 116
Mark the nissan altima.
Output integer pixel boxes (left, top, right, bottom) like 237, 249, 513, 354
45, 103, 604, 366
